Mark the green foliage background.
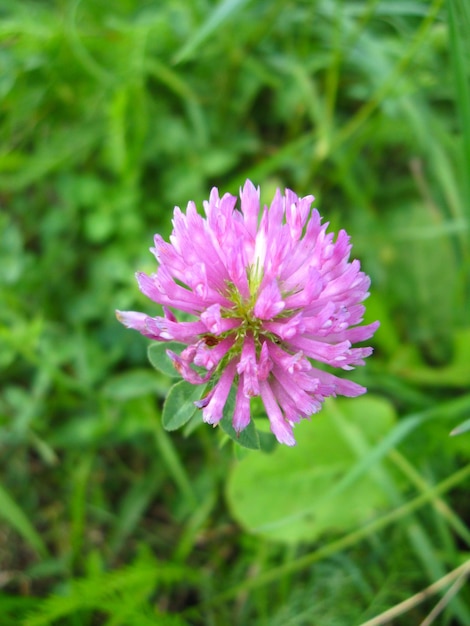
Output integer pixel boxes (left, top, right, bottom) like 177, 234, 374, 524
1, 0, 470, 624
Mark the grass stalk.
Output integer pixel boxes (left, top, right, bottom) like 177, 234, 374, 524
448, 0, 470, 213
359, 559, 470, 626
193, 463, 470, 609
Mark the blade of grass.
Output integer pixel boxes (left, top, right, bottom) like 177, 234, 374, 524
359, 560, 470, 626
70, 453, 94, 570
173, 0, 253, 64
140, 399, 197, 510
420, 565, 470, 626
65, 0, 114, 84
448, 0, 470, 213
109, 465, 165, 557
390, 449, 470, 547
0, 484, 48, 558
323, 392, 470, 506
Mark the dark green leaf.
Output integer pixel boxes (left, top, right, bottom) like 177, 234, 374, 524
219, 387, 260, 450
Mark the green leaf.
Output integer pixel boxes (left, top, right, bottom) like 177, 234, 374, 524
219, 387, 260, 450
226, 395, 396, 544
162, 380, 203, 431
148, 342, 185, 378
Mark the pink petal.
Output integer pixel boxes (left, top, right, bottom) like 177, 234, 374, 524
202, 360, 237, 425
254, 280, 285, 320
259, 380, 296, 446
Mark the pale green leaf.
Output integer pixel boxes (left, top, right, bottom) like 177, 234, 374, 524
226, 395, 396, 544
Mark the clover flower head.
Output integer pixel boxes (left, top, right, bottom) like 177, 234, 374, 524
117, 180, 379, 446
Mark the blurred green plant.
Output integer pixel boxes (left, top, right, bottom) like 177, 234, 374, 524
22, 549, 194, 626
1, 0, 470, 624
